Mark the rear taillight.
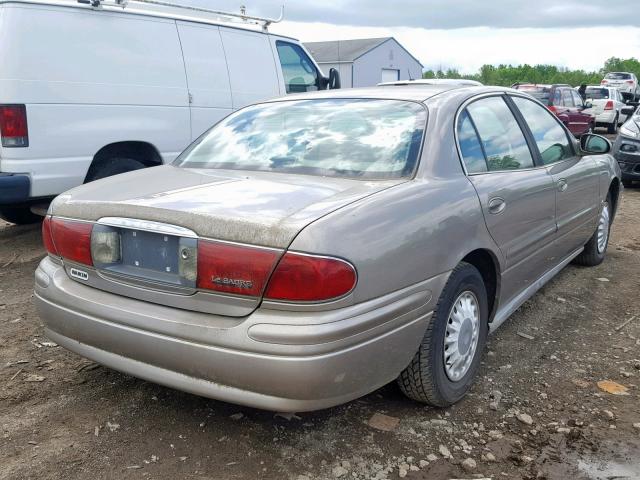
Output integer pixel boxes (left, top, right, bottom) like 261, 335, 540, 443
49, 218, 93, 266
547, 105, 558, 114
264, 252, 356, 302
601, 80, 608, 84
42, 216, 58, 256
604, 100, 614, 110
626, 80, 634, 84
0, 104, 28, 147
196, 240, 280, 296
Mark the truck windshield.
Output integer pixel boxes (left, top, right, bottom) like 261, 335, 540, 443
175, 99, 426, 179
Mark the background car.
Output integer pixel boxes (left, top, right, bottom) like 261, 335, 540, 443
583, 86, 629, 134
514, 84, 595, 137
35, 86, 620, 412
601, 72, 640, 102
613, 105, 640, 187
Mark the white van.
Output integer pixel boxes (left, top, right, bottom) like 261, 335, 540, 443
0, 0, 340, 224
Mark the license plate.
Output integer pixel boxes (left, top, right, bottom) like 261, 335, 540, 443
92, 224, 197, 288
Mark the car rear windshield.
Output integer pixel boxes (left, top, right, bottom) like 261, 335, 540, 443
516, 86, 551, 103
175, 99, 427, 179
605, 73, 631, 80
586, 88, 610, 99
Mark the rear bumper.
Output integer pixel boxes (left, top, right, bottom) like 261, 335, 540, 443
0, 173, 30, 205
594, 111, 617, 124
34, 257, 441, 411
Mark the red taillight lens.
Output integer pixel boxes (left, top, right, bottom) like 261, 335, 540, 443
601, 80, 607, 84
547, 105, 558, 114
50, 218, 93, 265
196, 240, 280, 296
626, 80, 634, 84
264, 252, 356, 302
42, 216, 58, 256
0, 104, 28, 147
604, 100, 614, 110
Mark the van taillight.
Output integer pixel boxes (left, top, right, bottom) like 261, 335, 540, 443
196, 240, 281, 297
47, 217, 93, 266
264, 252, 357, 302
0, 104, 28, 147
604, 101, 614, 110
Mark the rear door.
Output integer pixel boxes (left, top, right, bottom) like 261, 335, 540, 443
458, 95, 557, 305
510, 95, 600, 257
571, 90, 593, 135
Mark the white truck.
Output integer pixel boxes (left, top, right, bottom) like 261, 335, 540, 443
0, 0, 340, 224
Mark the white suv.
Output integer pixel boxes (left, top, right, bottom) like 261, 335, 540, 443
601, 72, 640, 102
0, 0, 339, 224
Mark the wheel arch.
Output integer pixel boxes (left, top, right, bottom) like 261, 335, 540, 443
84, 141, 163, 183
460, 249, 501, 323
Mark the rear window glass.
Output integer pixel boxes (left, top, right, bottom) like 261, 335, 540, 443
585, 88, 610, 99
605, 73, 631, 80
516, 86, 551, 103
175, 99, 427, 179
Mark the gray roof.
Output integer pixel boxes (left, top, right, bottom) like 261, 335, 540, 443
304, 37, 422, 67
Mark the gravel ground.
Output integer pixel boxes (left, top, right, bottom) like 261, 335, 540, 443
1, 184, 639, 480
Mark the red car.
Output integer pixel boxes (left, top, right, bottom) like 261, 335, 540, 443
514, 84, 595, 137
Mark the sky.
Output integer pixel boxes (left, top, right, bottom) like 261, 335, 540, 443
188, 1, 640, 73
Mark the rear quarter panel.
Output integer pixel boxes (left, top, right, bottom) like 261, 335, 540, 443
289, 177, 499, 307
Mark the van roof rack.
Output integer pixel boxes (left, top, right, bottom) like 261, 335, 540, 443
76, 0, 284, 31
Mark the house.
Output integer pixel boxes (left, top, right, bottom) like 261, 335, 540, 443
304, 37, 423, 88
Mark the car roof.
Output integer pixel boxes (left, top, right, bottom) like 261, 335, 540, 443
516, 83, 570, 88
272, 85, 508, 104
377, 79, 484, 87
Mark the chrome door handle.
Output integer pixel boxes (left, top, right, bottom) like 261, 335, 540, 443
557, 179, 568, 192
488, 197, 506, 215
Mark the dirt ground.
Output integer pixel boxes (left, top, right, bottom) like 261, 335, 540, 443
1, 188, 639, 480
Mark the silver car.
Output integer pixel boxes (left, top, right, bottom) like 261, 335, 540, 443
35, 86, 621, 411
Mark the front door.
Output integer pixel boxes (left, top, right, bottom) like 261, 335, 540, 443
457, 96, 557, 306
510, 95, 600, 259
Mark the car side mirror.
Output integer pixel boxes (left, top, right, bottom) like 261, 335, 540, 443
621, 106, 635, 116
328, 68, 341, 90
580, 133, 611, 155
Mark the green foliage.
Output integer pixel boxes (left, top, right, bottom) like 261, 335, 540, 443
422, 57, 640, 87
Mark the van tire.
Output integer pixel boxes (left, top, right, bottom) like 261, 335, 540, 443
573, 195, 611, 267
0, 205, 42, 225
397, 262, 488, 407
85, 157, 145, 182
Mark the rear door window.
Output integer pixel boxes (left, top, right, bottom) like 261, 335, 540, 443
465, 96, 534, 171
457, 110, 487, 173
276, 41, 320, 93
512, 96, 573, 165
561, 89, 574, 107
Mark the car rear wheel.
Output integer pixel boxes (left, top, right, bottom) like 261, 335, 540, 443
607, 115, 618, 134
573, 195, 611, 267
85, 157, 145, 182
398, 262, 488, 407
0, 205, 42, 225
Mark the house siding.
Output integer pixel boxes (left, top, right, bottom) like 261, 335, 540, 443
352, 39, 422, 88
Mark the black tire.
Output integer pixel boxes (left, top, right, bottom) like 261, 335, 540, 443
398, 262, 488, 407
85, 157, 145, 182
573, 195, 612, 267
607, 116, 618, 134
0, 205, 42, 225
622, 180, 633, 188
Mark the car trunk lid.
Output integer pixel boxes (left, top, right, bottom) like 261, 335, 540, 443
49, 165, 403, 316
